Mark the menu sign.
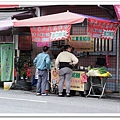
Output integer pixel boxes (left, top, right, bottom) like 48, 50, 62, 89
87, 18, 119, 40
70, 35, 94, 52
30, 24, 71, 42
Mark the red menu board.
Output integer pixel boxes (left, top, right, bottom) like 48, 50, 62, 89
30, 24, 71, 42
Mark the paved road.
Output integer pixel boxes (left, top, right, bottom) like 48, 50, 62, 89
0, 88, 120, 116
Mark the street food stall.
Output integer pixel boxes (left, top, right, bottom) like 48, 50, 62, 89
50, 34, 95, 95
50, 34, 112, 97
51, 68, 88, 95
13, 11, 118, 94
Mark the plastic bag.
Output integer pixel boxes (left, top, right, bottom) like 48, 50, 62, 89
81, 73, 87, 83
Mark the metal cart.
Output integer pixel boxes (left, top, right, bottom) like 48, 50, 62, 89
50, 69, 90, 95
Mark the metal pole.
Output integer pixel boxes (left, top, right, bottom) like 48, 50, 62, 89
116, 26, 119, 92
36, 7, 41, 17
13, 35, 19, 83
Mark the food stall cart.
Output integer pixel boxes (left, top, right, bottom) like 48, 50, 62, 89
50, 68, 89, 95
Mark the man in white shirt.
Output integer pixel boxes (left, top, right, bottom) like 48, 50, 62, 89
55, 45, 78, 97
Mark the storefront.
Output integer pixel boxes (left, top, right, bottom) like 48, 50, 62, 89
38, 5, 120, 93
13, 6, 120, 94
15, 28, 32, 81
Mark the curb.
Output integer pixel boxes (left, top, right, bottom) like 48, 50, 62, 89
106, 93, 120, 99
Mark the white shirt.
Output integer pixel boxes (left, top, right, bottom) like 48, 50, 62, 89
55, 51, 78, 69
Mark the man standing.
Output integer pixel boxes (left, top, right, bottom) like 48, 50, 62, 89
55, 45, 78, 97
33, 46, 50, 96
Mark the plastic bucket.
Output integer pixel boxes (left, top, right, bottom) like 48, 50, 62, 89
4, 82, 12, 90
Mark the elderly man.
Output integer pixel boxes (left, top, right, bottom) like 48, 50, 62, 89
33, 46, 50, 96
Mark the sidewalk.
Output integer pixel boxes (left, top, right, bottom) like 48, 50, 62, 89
1, 82, 120, 100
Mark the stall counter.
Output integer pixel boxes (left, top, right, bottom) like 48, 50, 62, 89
51, 69, 88, 92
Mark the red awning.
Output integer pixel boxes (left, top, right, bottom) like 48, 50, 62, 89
0, 4, 19, 9
14, 11, 85, 27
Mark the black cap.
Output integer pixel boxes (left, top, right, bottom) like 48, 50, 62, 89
43, 46, 49, 52
64, 45, 71, 50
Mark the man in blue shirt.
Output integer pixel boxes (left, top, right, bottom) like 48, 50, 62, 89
33, 46, 50, 96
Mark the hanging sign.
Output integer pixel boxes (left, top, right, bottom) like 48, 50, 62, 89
0, 44, 14, 81
70, 35, 94, 52
30, 24, 71, 42
87, 18, 119, 40
37, 42, 50, 47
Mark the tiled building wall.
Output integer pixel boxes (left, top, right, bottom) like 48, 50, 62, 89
31, 5, 119, 92
40, 5, 108, 18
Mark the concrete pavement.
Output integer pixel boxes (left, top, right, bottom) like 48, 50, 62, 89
0, 87, 120, 115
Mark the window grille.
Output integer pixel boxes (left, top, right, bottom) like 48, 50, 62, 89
94, 38, 113, 52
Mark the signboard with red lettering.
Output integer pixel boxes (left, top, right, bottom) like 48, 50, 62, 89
30, 24, 71, 42
87, 18, 119, 40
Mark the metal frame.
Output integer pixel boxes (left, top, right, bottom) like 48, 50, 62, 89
86, 76, 107, 98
